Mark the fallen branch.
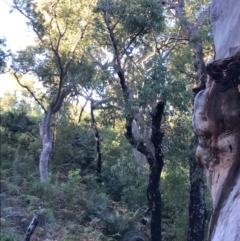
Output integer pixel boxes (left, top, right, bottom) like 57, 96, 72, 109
25, 202, 43, 241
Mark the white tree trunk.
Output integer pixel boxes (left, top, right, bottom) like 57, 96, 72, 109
39, 111, 53, 182
193, 1, 240, 240
210, 0, 240, 60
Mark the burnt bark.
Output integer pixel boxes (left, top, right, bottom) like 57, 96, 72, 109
164, 1, 208, 239
188, 140, 207, 241
90, 103, 102, 175
125, 102, 165, 241
102, 7, 165, 240
25, 202, 43, 241
149, 102, 165, 241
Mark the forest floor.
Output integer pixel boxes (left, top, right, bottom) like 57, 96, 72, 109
0, 165, 149, 241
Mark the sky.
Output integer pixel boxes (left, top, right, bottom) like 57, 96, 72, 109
0, 1, 90, 110
0, 0, 36, 96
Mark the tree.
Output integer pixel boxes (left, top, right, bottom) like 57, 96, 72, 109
161, 1, 212, 239
0, 38, 10, 73
192, 0, 240, 240
11, 0, 96, 182
90, 1, 174, 240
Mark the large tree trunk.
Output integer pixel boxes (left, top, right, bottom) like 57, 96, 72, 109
193, 1, 240, 240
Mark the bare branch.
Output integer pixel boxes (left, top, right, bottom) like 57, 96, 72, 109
25, 202, 43, 241
162, 0, 208, 85
196, 6, 210, 29
78, 98, 88, 123
123, 27, 145, 58
78, 92, 112, 109
14, 72, 47, 112
179, 69, 198, 80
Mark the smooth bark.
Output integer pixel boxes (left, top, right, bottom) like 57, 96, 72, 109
193, 1, 240, 240
39, 112, 53, 182
193, 57, 240, 241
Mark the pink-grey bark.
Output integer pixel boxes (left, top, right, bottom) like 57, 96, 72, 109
193, 1, 240, 240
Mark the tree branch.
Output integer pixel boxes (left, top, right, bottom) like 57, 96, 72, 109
196, 5, 210, 29
25, 202, 43, 241
163, 0, 208, 85
78, 99, 88, 123
14, 72, 47, 112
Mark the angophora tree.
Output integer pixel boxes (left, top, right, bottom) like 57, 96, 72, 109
11, 0, 96, 182
192, 0, 240, 240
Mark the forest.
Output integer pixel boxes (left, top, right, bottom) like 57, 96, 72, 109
1, 0, 240, 241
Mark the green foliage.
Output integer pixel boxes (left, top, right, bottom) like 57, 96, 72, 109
38, 208, 55, 226
96, 0, 164, 35
68, 169, 81, 182
52, 116, 96, 170
1, 0, 215, 239
0, 38, 10, 73
0, 233, 16, 241
122, 231, 149, 241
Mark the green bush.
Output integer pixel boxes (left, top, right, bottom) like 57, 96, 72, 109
0, 233, 16, 241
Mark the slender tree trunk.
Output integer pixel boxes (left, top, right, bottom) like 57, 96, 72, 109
90, 104, 102, 174
188, 139, 207, 241
103, 8, 165, 239
39, 111, 53, 182
162, 2, 208, 239
25, 202, 43, 241
149, 102, 164, 241
125, 102, 165, 241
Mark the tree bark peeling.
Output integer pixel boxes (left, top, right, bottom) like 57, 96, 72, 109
193, 58, 240, 240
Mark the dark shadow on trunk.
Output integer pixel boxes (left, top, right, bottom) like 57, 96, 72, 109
90, 103, 102, 175
125, 102, 165, 241
188, 138, 207, 241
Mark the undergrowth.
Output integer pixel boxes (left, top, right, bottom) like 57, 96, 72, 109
0, 159, 150, 241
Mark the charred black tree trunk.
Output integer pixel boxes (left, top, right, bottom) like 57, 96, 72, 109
187, 84, 207, 241
149, 102, 165, 241
188, 139, 207, 241
122, 94, 164, 238
161, 3, 208, 238
90, 103, 102, 174
103, 8, 165, 240
125, 102, 165, 241
25, 202, 43, 241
